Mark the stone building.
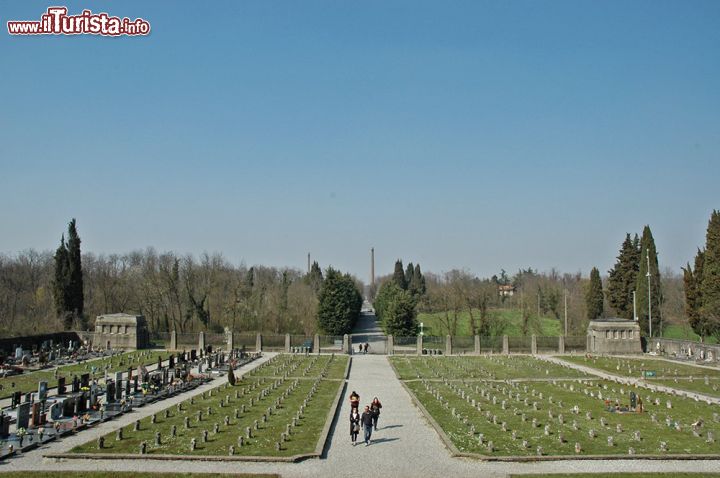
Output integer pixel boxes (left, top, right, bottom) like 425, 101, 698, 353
586, 318, 642, 354
94, 313, 150, 350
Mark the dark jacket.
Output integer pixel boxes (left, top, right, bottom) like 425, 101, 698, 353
371, 401, 382, 416
350, 412, 360, 434
361, 411, 374, 427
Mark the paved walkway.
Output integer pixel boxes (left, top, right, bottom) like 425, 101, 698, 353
4, 336, 720, 477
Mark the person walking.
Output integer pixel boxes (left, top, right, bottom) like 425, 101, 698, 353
364, 342, 369, 354
349, 408, 360, 445
361, 405, 374, 446
349, 390, 360, 412
370, 396, 382, 431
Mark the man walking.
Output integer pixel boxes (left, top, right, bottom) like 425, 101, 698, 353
361, 405, 374, 446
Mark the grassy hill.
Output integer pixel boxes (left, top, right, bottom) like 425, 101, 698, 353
416, 308, 563, 337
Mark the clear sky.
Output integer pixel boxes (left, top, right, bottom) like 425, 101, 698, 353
1, 0, 719, 282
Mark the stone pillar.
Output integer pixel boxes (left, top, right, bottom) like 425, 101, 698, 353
446, 335, 452, 356
531, 335, 537, 355
198, 332, 205, 353
558, 335, 565, 354
417, 335, 423, 356
285, 334, 291, 352
474, 335, 480, 355
255, 333, 262, 353
343, 334, 350, 354
502, 335, 509, 355
313, 334, 320, 354
387, 335, 394, 355
226, 330, 234, 352
170, 331, 177, 351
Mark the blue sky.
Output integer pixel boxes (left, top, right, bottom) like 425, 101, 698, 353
1, 0, 719, 281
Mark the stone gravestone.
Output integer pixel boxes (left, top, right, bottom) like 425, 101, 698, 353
49, 402, 62, 420
11, 391, 21, 409
89, 383, 98, 408
31, 402, 43, 427
38, 381, 48, 401
169, 355, 175, 369
17, 402, 31, 429
57, 376, 66, 395
0, 414, 10, 438
133, 376, 139, 393
80, 373, 90, 388
106, 381, 116, 404
630, 391, 637, 410
72, 376, 80, 393
115, 372, 123, 400
191, 349, 197, 361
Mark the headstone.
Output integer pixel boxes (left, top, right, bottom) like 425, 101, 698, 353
38, 381, 48, 401
17, 402, 31, 429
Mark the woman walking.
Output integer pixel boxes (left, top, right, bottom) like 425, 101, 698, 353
349, 390, 360, 412
349, 407, 360, 445
370, 396, 382, 430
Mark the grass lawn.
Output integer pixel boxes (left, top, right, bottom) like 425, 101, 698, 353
0, 351, 172, 399
397, 357, 720, 457
417, 308, 563, 337
662, 323, 718, 344
390, 356, 588, 381
511, 474, 720, 478
0, 473, 277, 478
558, 356, 720, 398
72, 354, 347, 457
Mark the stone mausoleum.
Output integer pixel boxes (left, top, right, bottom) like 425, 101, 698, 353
94, 313, 150, 350
586, 317, 642, 354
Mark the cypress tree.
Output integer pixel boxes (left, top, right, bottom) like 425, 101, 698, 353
607, 234, 640, 320
52, 234, 70, 327
700, 210, 720, 338
306, 261, 324, 295
392, 260, 407, 290
409, 263, 426, 296
683, 249, 705, 337
405, 262, 414, 289
317, 267, 362, 335
66, 218, 85, 328
585, 267, 604, 321
635, 225, 662, 336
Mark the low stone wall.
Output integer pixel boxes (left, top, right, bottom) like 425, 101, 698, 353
0, 331, 83, 355
651, 337, 720, 364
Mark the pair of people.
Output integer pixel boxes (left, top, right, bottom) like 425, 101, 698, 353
356, 343, 370, 354
349, 392, 382, 446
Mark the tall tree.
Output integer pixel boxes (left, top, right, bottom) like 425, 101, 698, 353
683, 249, 705, 337
317, 267, 362, 335
409, 263, 426, 296
635, 225, 662, 336
607, 233, 640, 319
700, 210, 720, 339
52, 234, 70, 326
405, 262, 414, 289
585, 267, 604, 321
392, 260, 407, 290
305, 261, 324, 295
66, 218, 85, 328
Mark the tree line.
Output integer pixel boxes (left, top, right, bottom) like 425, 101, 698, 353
0, 221, 363, 338
373, 260, 426, 336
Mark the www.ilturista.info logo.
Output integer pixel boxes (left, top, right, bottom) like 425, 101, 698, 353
7, 7, 150, 36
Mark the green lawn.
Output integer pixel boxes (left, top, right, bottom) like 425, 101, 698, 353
662, 324, 718, 344
390, 356, 588, 381
417, 308, 563, 337
72, 354, 347, 457
512, 475, 720, 478
558, 356, 720, 398
397, 357, 720, 457
0, 351, 171, 399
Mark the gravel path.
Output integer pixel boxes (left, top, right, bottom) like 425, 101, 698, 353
3, 340, 720, 477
